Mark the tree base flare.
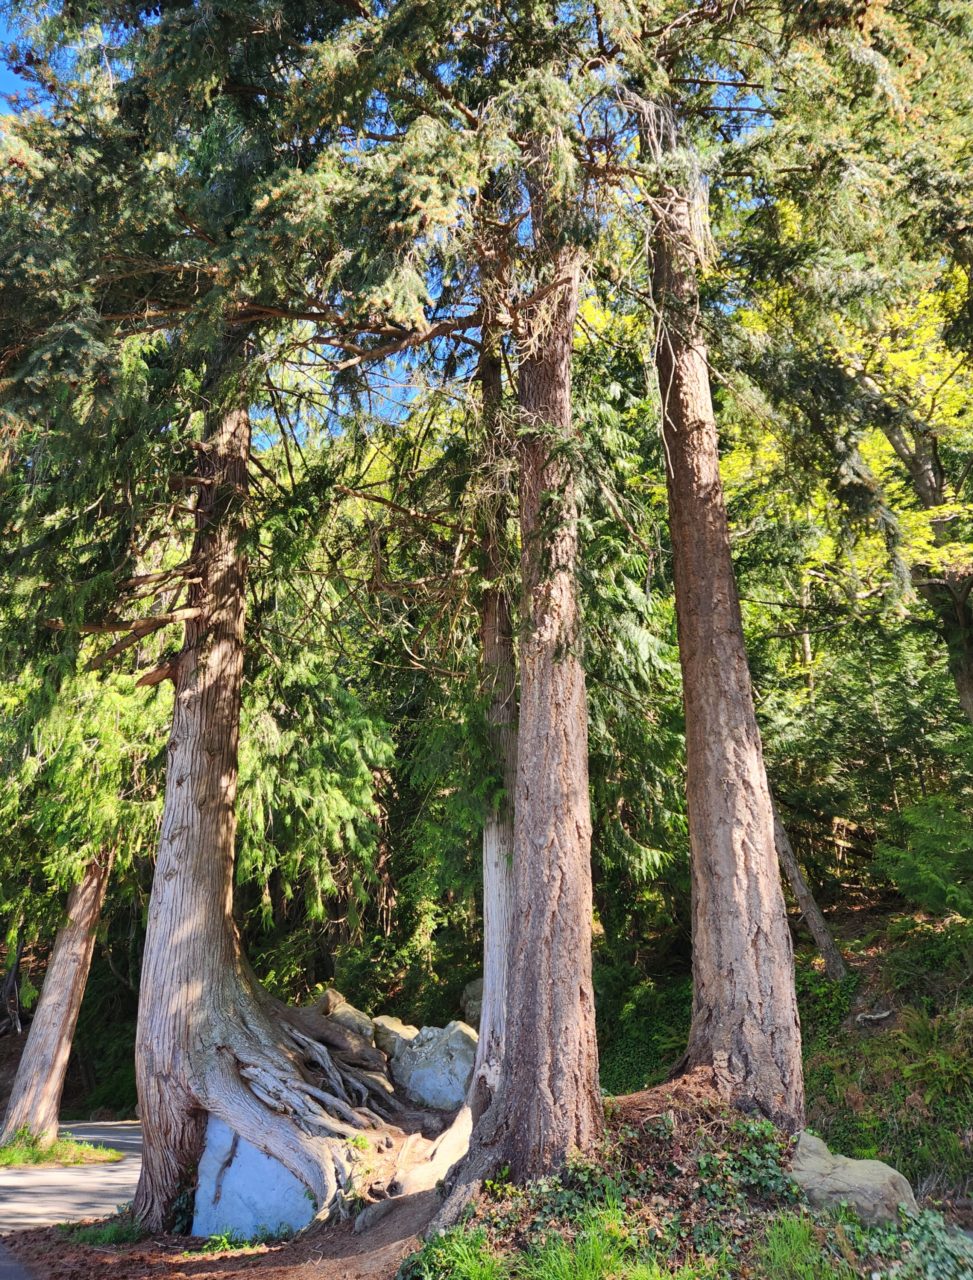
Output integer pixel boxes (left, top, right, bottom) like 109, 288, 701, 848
133, 979, 408, 1233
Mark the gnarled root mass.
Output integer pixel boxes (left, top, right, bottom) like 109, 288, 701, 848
134, 971, 413, 1232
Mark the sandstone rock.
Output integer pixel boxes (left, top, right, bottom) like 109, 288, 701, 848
192, 1115, 316, 1239
390, 1105, 472, 1196
791, 1130, 918, 1225
373, 1014, 420, 1060
317, 988, 346, 1016
327, 1001, 375, 1043
390, 1020, 478, 1111
461, 978, 484, 1028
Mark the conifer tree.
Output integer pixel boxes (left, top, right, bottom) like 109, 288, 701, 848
642, 100, 803, 1127
0, 36, 408, 1221
1, 853, 114, 1145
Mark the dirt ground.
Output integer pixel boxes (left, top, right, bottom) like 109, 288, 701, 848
2, 1188, 439, 1280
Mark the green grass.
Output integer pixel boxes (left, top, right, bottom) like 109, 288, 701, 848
403, 1209, 729, 1279
406, 1208, 973, 1280
0, 1128, 123, 1167
754, 1214, 856, 1280
61, 1219, 144, 1245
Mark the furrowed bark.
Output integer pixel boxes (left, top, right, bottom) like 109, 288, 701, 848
772, 799, 847, 982
437, 236, 603, 1227
133, 390, 364, 1231
469, 318, 517, 1125
647, 102, 804, 1131
1, 854, 112, 1145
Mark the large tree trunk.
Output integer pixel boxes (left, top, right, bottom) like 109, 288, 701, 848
133, 395, 377, 1231
0, 855, 112, 1145
772, 799, 847, 982
647, 104, 804, 1131
402, 343, 519, 1200
436, 242, 603, 1227
469, 334, 517, 1125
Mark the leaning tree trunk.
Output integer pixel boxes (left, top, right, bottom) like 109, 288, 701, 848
133, 397, 376, 1231
437, 243, 603, 1228
0, 934, 25, 1038
647, 104, 804, 1131
0, 854, 112, 1145
469, 324, 517, 1125
772, 799, 847, 982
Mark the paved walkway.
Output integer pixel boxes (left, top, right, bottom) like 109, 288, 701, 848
0, 1122, 142, 1233
0, 1243, 28, 1280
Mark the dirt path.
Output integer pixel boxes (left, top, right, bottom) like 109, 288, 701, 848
2, 1189, 437, 1280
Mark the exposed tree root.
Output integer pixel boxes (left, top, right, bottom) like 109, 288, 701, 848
136, 962, 435, 1231
140, 971, 466, 1235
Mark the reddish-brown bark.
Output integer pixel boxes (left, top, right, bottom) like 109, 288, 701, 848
649, 107, 805, 1131
1, 853, 113, 1145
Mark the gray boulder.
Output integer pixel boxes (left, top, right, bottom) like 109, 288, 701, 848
461, 978, 484, 1028
390, 1020, 478, 1111
373, 1014, 420, 1060
192, 1115, 316, 1239
791, 1131, 919, 1225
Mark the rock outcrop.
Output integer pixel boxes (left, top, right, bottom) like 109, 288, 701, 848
461, 978, 484, 1029
791, 1130, 919, 1225
389, 1020, 477, 1111
192, 1115, 316, 1239
373, 1014, 420, 1059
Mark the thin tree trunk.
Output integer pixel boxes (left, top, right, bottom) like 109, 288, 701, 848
930, 597, 973, 726
871, 392, 973, 728
0, 857, 112, 1145
133, 391, 371, 1231
0, 935, 25, 1038
647, 103, 804, 1131
469, 331, 517, 1125
437, 242, 603, 1226
772, 799, 847, 982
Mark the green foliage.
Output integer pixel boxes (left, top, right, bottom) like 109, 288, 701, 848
0, 1129, 122, 1167
883, 917, 973, 1010
803, 915, 973, 1193
595, 975, 692, 1097
62, 1218, 145, 1246
878, 798, 973, 918
795, 967, 859, 1045
191, 1226, 294, 1253
896, 1006, 973, 1106
695, 1120, 800, 1206
755, 1214, 855, 1280
838, 1208, 973, 1280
